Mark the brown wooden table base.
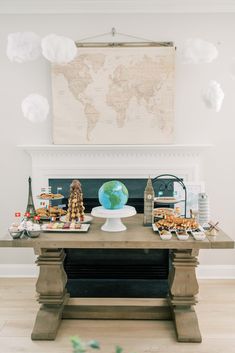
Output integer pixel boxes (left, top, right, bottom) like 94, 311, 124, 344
62, 300, 172, 320
173, 307, 201, 343
1, 215, 233, 342
31, 248, 69, 340
169, 249, 201, 343
31, 247, 202, 342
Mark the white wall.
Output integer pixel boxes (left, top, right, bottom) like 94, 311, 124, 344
0, 13, 235, 272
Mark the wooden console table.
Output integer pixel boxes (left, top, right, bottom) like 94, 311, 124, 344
0, 215, 233, 343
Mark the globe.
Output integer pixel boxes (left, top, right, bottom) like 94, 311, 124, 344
98, 180, 129, 210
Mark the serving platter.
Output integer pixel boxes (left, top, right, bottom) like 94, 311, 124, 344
152, 223, 206, 241
153, 207, 176, 218
39, 216, 60, 221
60, 215, 93, 224
42, 224, 90, 233
36, 206, 67, 221
37, 196, 64, 200
154, 197, 184, 205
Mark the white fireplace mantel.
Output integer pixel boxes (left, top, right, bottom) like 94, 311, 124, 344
19, 144, 212, 155
18, 144, 213, 197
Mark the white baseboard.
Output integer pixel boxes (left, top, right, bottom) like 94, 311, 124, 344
0, 264, 235, 279
197, 265, 235, 279
0, 264, 38, 277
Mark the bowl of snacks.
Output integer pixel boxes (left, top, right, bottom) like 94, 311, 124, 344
8, 226, 24, 239
159, 229, 172, 240
192, 228, 206, 241
176, 230, 189, 241
25, 222, 41, 238
26, 230, 41, 238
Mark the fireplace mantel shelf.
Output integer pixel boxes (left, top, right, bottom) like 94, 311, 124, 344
18, 144, 213, 153
19, 144, 212, 187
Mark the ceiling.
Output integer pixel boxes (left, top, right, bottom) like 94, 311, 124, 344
0, 0, 235, 14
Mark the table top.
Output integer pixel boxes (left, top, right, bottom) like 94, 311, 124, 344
1, 214, 234, 250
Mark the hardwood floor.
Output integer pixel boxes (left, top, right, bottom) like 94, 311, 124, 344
0, 278, 234, 353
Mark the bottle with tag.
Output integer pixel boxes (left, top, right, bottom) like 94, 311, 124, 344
198, 193, 210, 227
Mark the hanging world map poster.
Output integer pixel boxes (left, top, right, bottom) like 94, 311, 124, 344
52, 44, 175, 144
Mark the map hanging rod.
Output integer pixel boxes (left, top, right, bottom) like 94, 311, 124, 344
75, 28, 174, 48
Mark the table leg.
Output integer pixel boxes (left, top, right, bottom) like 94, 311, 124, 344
169, 249, 202, 343
31, 248, 69, 340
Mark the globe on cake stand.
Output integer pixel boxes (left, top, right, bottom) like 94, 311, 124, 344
91, 180, 136, 232
91, 205, 136, 232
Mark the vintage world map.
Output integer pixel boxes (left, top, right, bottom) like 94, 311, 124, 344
52, 46, 175, 144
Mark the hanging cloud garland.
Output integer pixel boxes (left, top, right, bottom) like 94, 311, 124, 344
41, 34, 77, 64
21, 94, 49, 123
181, 38, 218, 64
7, 32, 41, 63
202, 81, 224, 112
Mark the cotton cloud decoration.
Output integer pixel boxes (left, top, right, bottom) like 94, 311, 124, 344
41, 34, 77, 64
7, 32, 41, 63
21, 94, 49, 123
202, 81, 224, 112
181, 38, 218, 64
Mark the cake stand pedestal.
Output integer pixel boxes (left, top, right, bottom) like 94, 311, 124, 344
91, 206, 136, 232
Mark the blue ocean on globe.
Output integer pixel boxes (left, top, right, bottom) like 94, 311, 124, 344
98, 180, 129, 210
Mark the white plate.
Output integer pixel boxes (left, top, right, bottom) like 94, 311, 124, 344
38, 215, 60, 221
153, 208, 176, 217
37, 196, 64, 201
60, 215, 93, 224
154, 197, 183, 205
42, 224, 90, 233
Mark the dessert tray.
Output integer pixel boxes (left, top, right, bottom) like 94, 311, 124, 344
37, 193, 64, 200
60, 215, 93, 224
8, 220, 90, 238
154, 197, 184, 205
36, 206, 67, 221
41, 223, 90, 233
152, 214, 206, 241
153, 207, 176, 218
152, 223, 206, 241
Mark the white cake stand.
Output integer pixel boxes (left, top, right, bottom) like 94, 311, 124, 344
91, 206, 136, 232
